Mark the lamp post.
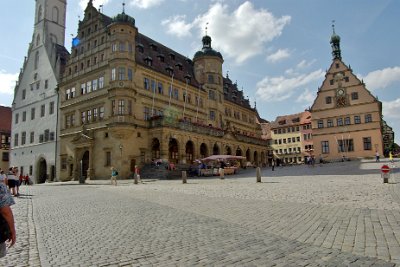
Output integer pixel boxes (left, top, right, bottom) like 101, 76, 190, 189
119, 144, 123, 177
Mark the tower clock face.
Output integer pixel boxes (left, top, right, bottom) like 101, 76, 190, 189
337, 88, 345, 96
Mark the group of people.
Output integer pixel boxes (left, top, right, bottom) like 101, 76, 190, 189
0, 167, 18, 258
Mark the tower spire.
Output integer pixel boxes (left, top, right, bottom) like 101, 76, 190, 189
330, 20, 341, 60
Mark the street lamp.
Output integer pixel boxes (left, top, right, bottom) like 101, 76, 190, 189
119, 144, 123, 177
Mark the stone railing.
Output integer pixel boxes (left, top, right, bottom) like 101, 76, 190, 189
235, 133, 269, 146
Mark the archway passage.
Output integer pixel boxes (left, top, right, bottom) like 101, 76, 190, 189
169, 138, 179, 163
81, 151, 89, 178
200, 143, 208, 159
151, 138, 161, 159
185, 141, 194, 163
225, 146, 232, 155
213, 143, 220, 155
38, 158, 47, 184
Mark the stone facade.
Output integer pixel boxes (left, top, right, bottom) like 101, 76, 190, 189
11, 0, 68, 183
58, 2, 268, 181
310, 28, 383, 161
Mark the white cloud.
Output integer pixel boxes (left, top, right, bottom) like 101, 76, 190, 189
79, 0, 111, 10
383, 98, 400, 119
255, 69, 325, 102
128, 0, 164, 9
164, 1, 290, 64
266, 49, 290, 63
296, 88, 315, 107
0, 70, 18, 95
161, 15, 193, 38
362, 66, 400, 91
296, 59, 316, 70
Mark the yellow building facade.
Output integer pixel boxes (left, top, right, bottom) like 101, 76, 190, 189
311, 28, 383, 161
57, 2, 268, 181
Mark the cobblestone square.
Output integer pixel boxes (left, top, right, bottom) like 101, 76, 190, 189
1, 159, 399, 266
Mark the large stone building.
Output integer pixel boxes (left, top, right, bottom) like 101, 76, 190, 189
0, 106, 11, 171
262, 111, 311, 165
11, 0, 68, 183
310, 26, 383, 161
58, 1, 268, 181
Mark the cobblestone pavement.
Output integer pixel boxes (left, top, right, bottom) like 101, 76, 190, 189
0, 159, 399, 266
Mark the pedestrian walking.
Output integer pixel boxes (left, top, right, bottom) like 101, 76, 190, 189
0, 182, 16, 258
389, 151, 394, 163
375, 151, 380, 162
271, 159, 275, 171
110, 167, 118, 186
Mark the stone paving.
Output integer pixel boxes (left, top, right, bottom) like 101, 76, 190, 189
0, 159, 399, 266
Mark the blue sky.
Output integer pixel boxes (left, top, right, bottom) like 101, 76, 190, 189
1, 0, 399, 143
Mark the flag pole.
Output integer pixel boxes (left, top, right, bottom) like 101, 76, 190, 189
168, 73, 174, 108
182, 79, 189, 119
195, 84, 201, 122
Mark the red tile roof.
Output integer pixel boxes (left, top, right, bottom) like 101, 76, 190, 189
0, 106, 12, 132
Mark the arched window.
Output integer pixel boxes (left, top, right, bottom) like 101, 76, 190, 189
34, 51, 39, 70
52, 7, 59, 23
36, 34, 40, 46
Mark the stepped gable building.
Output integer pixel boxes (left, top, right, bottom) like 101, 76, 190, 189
0, 106, 12, 171
310, 26, 383, 161
11, 0, 68, 183
58, 1, 268, 181
263, 111, 311, 165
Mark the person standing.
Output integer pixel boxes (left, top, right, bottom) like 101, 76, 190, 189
375, 151, 380, 162
0, 182, 16, 257
110, 167, 118, 186
389, 151, 394, 163
6, 168, 17, 197
271, 159, 275, 171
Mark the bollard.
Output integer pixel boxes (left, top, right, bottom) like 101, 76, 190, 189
219, 168, 225, 179
256, 167, 261, 183
182, 171, 187, 184
134, 173, 138, 184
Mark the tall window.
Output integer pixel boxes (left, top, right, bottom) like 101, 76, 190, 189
99, 107, 104, 119
30, 132, 34, 143
317, 120, 324, 128
93, 108, 98, 121
354, 115, 361, 124
363, 137, 372, 150
99, 77, 104, 89
49, 102, 54, 115
34, 51, 39, 69
92, 79, 98, 91
14, 133, 19, 147
128, 69, 133, 81
22, 111, 26, 122
81, 83, 86, 95
21, 132, 26, 145
41, 105, 45, 117
15, 113, 19, 124
144, 78, 149, 90
344, 117, 351, 125
337, 118, 343, 126
158, 82, 163, 94
365, 114, 372, 123
86, 81, 92, 93
118, 67, 125, 80
327, 119, 333, 127
81, 111, 86, 124
111, 68, 116, 81
209, 90, 216, 100
118, 100, 125, 115
321, 141, 329, 154
22, 89, 26, 100
210, 110, 215, 121
87, 110, 92, 122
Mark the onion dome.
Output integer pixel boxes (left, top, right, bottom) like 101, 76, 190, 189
330, 22, 341, 60
193, 35, 223, 60
113, 11, 135, 26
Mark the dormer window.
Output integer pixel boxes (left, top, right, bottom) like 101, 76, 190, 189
169, 53, 175, 60
175, 63, 183, 71
165, 66, 173, 76
157, 54, 165, 62
149, 43, 157, 51
144, 56, 152, 66
136, 44, 144, 53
